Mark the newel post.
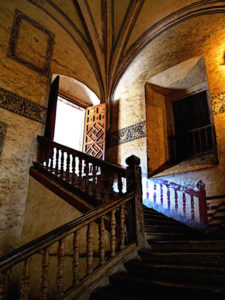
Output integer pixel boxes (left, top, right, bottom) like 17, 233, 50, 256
197, 180, 208, 226
126, 155, 146, 249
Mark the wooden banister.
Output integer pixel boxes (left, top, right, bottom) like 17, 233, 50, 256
0, 191, 138, 299
0, 192, 135, 271
37, 136, 126, 176
143, 176, 208, 228
36, 136, 127, 204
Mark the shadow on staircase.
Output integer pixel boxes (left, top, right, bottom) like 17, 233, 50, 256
90, 205, 225, 299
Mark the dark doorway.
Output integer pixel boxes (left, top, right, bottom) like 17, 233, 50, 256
172, 91, 211, 160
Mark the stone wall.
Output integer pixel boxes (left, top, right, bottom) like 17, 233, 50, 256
108, 13, 225, 198
0, 1, 99, 255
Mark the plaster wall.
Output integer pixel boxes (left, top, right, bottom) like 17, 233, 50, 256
110, 13, 225, 197
0, 1, 99, 255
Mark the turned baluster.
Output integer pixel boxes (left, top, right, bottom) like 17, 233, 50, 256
160, 183, 163, 207
92, 164, 97, 197
60, 151, 65, 178
183, 193, 186, 217
109, 175, 114, 198
199, 129, 202, 152
100, 173, 105, 201
193, 132, 197, 154
20, 258, 31, 300
0, 269, 11, 300
118, 174, 123, 195
153, 182, 157, 203
40, 247, 49, 300
84, 161, 89, 192
92, 164, 97, 185
175, 190, 178, 213
99, 217, 105, 265
167, 187, 170, 210
48, 146, 54, 169
191, 195, 195, 221
42, 144, 47, 166
66, 153, 70, 181
78, 158, 83, 187
87, 224, 93, 275
50, 148, 54, 170
66, 153, 71, 182
56, 239, 65, 299
105, 174, 114, 202
72, 155, 76, 185
110, 209, 116, 257
205, 127, 209, 150
55, 148, 59, 173
73, 230, 80, 286
120, 205, 126, 250
211, 125, 216, 149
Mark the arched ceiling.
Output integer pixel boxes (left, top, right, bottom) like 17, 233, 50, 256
30, 0, 225, 101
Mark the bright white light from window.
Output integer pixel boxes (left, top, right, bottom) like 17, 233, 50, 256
54, 96, 85, 151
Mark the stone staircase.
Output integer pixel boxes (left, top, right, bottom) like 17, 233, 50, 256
90, 206, 225, 299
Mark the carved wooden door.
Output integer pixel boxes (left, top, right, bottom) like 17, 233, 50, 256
83, 103, 107, 159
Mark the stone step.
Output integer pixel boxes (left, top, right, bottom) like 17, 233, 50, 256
124, 260, 225, 283
91, 272, 225, 299
145, 232, 199, 241
139, 250, 225, 267
109, 273, 225, 296
148, 239, 225, 251
144, 224, 196, 233
90, 206, 225, 299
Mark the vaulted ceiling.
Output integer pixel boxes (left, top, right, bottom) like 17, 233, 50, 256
30, 0, 225, 101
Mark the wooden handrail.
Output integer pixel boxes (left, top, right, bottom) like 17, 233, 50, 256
189, 123, 214, 133
153, 178, 201, 197
37, 136, 126, 175
0, 140, 145, 300
36, 136, 127, 203
143, 176, 207, 227
169, 123, 216, 160
0, 192, 135, 271
0, 191, 140, 300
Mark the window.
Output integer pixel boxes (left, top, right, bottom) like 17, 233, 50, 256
171, 90, 216, 161
145, 57, 218, 177
54, 96, 85, 151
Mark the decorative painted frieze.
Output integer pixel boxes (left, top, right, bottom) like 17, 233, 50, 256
108, 120, 146, 147
211, 92, 225, 115
0, 87, 47, 124
8, 10, 55, 76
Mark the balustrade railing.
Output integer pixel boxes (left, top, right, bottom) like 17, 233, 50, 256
189, 124, 216, 155
143, 177, 207, 228
36, 136, 127, 203
170, 124, 216, 161
0, 149, 145, 299
0, 192, 136, 300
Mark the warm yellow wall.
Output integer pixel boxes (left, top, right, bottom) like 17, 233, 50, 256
21, 176, 82, 245
111, 13, 225, 196
20, 176, 110, 298
0, 1, 99, 255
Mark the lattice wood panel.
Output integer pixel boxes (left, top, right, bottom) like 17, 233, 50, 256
83, 103, 107, 159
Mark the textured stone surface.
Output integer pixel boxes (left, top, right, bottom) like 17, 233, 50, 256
112, 13, 225, 198
0, 108, 43, 255
0, 0, 100, 255
21, 176, 82, 245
